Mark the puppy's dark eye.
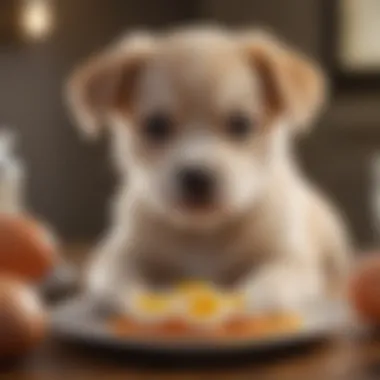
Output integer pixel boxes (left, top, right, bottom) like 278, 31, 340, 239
226, 112, 254, 140
142, 113, 173, 142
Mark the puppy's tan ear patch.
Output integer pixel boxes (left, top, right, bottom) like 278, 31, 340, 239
242, 33, 327, 131
66, 34, 154, 138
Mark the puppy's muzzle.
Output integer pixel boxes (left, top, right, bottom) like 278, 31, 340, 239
176, 166, 217, 208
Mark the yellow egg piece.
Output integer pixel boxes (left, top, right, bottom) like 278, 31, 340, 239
135, 294, 172, 314
225, 293, 246, 312
174, 281, 249, 326
181, 288, 231, 326
128, 291, 176, 322
188, 292, 222, 318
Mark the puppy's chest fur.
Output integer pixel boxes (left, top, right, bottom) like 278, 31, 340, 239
129, 208, 275, 287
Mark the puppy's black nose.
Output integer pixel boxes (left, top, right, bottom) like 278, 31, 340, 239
177, 167, 216, 206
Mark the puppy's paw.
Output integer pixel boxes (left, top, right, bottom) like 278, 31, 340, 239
84, 292, 123, 317
84, 272, 132, 316
242, 266, 320, 313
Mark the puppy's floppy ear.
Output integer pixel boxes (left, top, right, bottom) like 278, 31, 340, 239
240, 32, 327, 131
66, 33, 154, 138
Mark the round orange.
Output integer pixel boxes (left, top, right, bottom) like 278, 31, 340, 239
0, 276, 47, 358
0, 215, 57, 282
350, 254, 380, 324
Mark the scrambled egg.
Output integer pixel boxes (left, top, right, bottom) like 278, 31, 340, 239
128, 281, 247, 327
127, 290, 177, 323
121, 281, 303, 336
179, 284, 230, 326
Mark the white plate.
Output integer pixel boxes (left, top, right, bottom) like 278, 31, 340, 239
51, 297, 352, 356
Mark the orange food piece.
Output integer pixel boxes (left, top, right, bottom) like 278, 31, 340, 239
0, 215, 57, 282
221, 313, 303, 337
0, 276, 47, 358
154, 319, 190, 336
108, 312, 303, 340
111, 317, 141, 336
350, 255, 380, 324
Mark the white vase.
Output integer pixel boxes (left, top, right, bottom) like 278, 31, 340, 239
0, 129, 24, 214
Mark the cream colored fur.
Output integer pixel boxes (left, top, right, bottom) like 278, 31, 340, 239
67, 27, 350, 312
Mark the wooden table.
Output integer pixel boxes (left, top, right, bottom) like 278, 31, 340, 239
3, 336, 380, 380
2, 246, 380, 380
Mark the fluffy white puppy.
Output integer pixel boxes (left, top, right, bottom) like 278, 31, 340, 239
67, 27, 351, 312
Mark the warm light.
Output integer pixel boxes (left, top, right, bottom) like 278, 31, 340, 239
20, 0, 54, 41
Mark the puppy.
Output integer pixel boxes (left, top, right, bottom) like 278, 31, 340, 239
67, 27, 351, 312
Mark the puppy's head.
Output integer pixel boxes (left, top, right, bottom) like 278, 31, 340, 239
67, 27, 326, 229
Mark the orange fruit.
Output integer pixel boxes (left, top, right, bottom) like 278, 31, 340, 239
350, 254, 380, 324
0, 215, 57, 282
0, 276, 47, 358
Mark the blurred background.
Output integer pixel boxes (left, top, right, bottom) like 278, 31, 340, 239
0, 0, 379, 247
